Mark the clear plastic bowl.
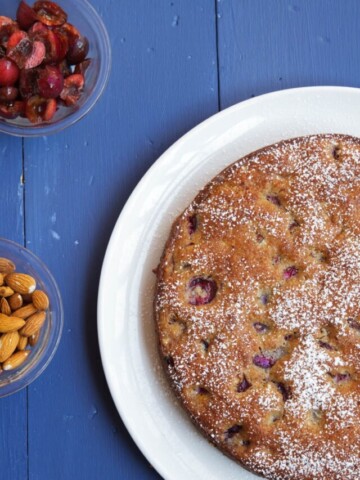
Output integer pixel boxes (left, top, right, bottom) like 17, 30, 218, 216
0, 238, 63, 397
0, 0, 111, 137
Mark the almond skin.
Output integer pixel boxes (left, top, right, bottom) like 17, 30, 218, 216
0, 258, 15, 275
17, 335, 28, 351
0, 286, 14, 297
19, 311, 46, 337
0, 331, 20, 362
29, 330, 40, 346
5, 273, 36, 295
0, 298, 11, 316
3, 350, 29, 370
11, 303, 37, 319
32, 290, 49, 310
0, 314, 25, 333
8, 293, 23, 310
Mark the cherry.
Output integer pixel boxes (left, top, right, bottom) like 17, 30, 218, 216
7, 31, 28, 52
347, 317, 360, 331
188, 214, 197, 234
25, 95, 56, 122
266, 194, 281, 206
237, 375, 251, 392
7, 37, 45, 69
16, 1, 38, 30
253, 322, 269, 333
253, 354, 276, 369
0, 86, 19, 101
67, 35, 89, 64
37, 65, 63, 98
225, 425, 242, 439
74, 59, 91, 76
274, 381, 290, 401
283, 266, 298, 280
187, 277, 217, 305
0, 100, 25, 119
0, 58, 20, 86
19, 68, 39, 98
0, 22, 19, 48
33, 1, 67, 27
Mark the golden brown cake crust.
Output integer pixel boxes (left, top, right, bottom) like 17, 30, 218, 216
154, 134, 360, 480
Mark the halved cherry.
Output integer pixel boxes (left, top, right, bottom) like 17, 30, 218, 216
67, 35, 89, 64
0, 100, 25, 119
0, 17, 14, 27
8, 37, 45, 69
6, 30, 28, 52
0, 86, 19, 101
28, 20, 48, 36
25, 95, 56, 123
0, 22, 20, 48
57, 22, 80, 42
37, 65, 63, 98
33, 1, 67, 27
16, 1, 38, 30
74, 58, 91, 76
19, 68, 39, 98
0, 58, 20, 86
60, 73, 84, 106
58, 59, 72, 78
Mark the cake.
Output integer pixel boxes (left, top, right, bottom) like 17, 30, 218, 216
154, 134, 360, 479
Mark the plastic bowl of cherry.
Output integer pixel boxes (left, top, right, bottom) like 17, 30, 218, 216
0, 0, 111, 137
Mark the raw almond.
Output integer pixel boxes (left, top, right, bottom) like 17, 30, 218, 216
19, 311, 46, 337
0, 273, 4, 286
5, 273, 36, 295
17, 335, 28, 351
0, 298, 11, 316
3, 350, 29, 370
0, 314, 25, 333
0, 286, 14, 297
32, 290, 49, 310
29, 330, 40, 346
0, 257, 15, 275
0, 331, 19, 362
8, 293, 23, 310
11, 303, 37, 319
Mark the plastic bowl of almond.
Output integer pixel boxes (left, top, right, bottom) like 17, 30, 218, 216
0, 238, 63, 397
0, 0, 111, 136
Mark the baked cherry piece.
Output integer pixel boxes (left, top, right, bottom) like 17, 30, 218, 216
253, 354, 276, 369
318, 340, 335, 351
237, 375, 251, 392
60, 73, 84, 106
274, 381, 290, 401
187, 277, 217, 305
0, 100, 25, 119
266, 194, 281, 206
16, 1, 38, 30
37, 65, 63, 98
188, 214, 197, 234
0, 86, 18, 101
25, 95, 56, 122
347, 317, 360, 331
225, 424, 242, 439
253, 322, 269, 333
33, 1, 67, 27
329, 372, 351, 383
0, 58, 20, 86
283, 266, 298, 280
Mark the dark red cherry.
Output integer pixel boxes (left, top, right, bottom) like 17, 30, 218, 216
67, 35, 89, 64
33, 1, 67, 27
60, 73, 84, 106
16, 1, 38, 30
37, 65, 63, 98
0, 100, 25, 119
7, 37, 45, 69
0, 86, 18, 101
187, 277, 217, 305
25, 95, 56, 123
0, 58, 20, 86
19, 68, 39, 99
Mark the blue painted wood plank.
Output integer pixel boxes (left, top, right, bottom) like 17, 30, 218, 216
217, 0, 360, 108
0, 136, 27, 479
23, 1, 218, 479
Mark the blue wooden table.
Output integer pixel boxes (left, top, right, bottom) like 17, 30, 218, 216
2, 1, 359, 478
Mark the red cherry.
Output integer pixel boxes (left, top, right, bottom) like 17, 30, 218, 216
0, 86, 19, 101
60, 73, 84, 106
16, 1, 38, 30
25, 95, 56, 123
37, 65, 63, 98
33, 1, 67, 27
0, 58, 20, 86
0, 100, 25, 119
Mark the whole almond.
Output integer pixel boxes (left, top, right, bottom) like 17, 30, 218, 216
17, 335, 28, 351
29, 330, 40, 347
12, 303, 37, 319
3, 350, 29, 370
0, 258, 15, 275
32, 290, 49, 310
8, 293, 23, 310
0, 286, 14, 297
0, 273, 4, 287
0, 298, 11, 316
0, 314, 25, 333
6, 273, 36, 295
20, 311, 46, 337
0, 331, 19, 362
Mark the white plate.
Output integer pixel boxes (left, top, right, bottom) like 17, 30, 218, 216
98, 86, 360, 480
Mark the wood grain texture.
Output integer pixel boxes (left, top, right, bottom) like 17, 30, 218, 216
217, 0, 360, 107
0, 136, 27, 479
22, 1, 218, 479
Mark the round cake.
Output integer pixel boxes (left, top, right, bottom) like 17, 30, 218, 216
154, 134, 360, 480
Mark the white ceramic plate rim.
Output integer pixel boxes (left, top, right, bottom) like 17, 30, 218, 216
98, 86, 360, 480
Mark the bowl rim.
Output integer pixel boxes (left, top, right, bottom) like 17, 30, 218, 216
0, 237, 64, 397
0, 0, 112, 137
